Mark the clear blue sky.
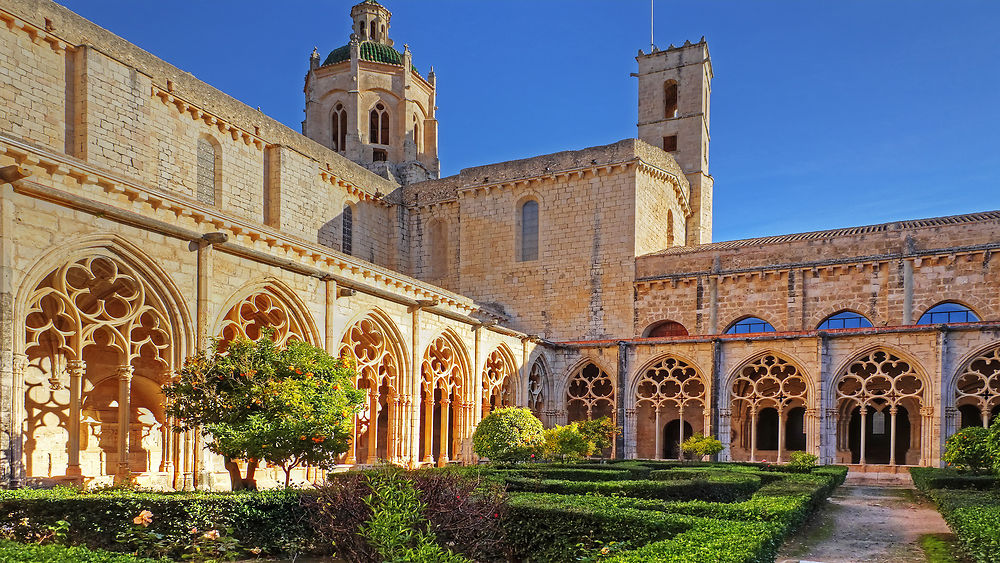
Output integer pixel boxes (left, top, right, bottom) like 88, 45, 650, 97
58, 0, 1000, 242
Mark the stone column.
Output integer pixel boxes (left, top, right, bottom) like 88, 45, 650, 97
324, 278, 337, 355
920, 406, 935, 466
823, 408, 838, 465
115, 365, 134, 483
677, 405, 686, 460
366, 388, 378, 464
717, 407, 731, 462
615, 341, 630, 459
410, 307, 423, 467
654, 405, 662, 460
777, 407, 786, 463
66, 359, 85, 478
9, 354, 28, 487
889, 406, 898, 466
624, 408, 637, 459
749, 407, 758, 462
438, 396, 450, 465
422, 394, 433, 464
859, 405, 867, 466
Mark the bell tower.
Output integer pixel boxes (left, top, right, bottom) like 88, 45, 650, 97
636, 39, 713, 245
303, 0, 440, 184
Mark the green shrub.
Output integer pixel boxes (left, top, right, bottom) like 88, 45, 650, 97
926, 489, 1000, 563
680, 433, 724, 460
472, 407, 544, 462
0, 540, 163, 562
504, 467, 633, 481
911, 467, 999, 491
943, 426, 995, 473
540, 423, 593, 461
502, 475, 760, 502
786, 452, 818, 472
578, 417, 618, 456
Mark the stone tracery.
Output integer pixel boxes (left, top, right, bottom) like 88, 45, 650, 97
482, 347, 515, 415
635, 356, 706, 459
566, 362, 615, 422
420, 334, 470, 465
217, 288, 307, 348
730, 354, 809, 462
836, 349, 926, 465
954, 345, 1000, 428
340, 315, 403, 464
527, 360, 546, 420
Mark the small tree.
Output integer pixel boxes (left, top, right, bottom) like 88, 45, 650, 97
164, 336, 365, 489
578, 417, 618, 458
944, 426, 994, 473
540, 423, 592, 462
680, 433, 724, 461
472, 407, 544, 463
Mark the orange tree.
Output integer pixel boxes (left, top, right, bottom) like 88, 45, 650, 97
164, 336, 365, 489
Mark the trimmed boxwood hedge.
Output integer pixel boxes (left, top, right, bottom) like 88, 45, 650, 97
502, 474, 761, 502
911, 467, 1000, 563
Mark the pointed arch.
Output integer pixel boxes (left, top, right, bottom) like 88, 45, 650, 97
631, 353, 708, 459
952, 342, 1000, 429
525, 355, 550, 422
482, 343, 518, 416
214, 279, 319, 349
564, 358, 616, 423
727, 351, 811, 463
339, 308, 408, 464
15, 236, 192, 484
419, 329, 472, 465
832, 345, 929, 466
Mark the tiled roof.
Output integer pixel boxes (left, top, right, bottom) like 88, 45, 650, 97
322, 41, 418, 74
645, 210, 1000, 257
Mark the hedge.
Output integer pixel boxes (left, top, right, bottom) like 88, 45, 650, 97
0, 540, 162, 562
502, 474, 761, 502
0, 488, 312, 558
910, 467, 1000, 563
502, 467, 634, 481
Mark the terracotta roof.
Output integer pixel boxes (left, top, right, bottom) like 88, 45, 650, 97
645, 210, 1000, 257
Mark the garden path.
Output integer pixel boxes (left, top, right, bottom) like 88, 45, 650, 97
776, 478, 952, 563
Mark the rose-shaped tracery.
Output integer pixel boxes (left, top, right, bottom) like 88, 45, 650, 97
218, 289, 306, 348
836, 350, 924, 409
566, 362, 615, 421
482, 348, 514, 414
636, 356, 705, 409
955, 345, 1000, 426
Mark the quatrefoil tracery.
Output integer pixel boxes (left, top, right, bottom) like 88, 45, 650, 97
731, 354, 808, 413
955, 346, 1000, 415
635, 356, 706, 410
837, 350, 924, 409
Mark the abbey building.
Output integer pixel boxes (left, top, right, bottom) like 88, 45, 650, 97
1, 0, 998, 489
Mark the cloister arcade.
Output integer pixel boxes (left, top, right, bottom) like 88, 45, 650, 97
632, 355, 708, 460
729, 353, 811, 463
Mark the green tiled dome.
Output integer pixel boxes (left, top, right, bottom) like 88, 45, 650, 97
322, 41, 417, 74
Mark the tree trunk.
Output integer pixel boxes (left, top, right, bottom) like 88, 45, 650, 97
223, 457, 245, 491
243, 458, 259, 491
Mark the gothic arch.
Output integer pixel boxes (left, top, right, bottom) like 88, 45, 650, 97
630, 353, 708, 459
339, 308, 408, 464
832, 345, 930, 466
524, 354, 551, 423
722, 314, 779, 334
726, 351, 812, 462
213, 279, 319, 348
914, 297, 988, 324
951, 342, 1000, 429
563, 357, 616, 423
482, 343, 518, 415
419, 329, 472, 465
15, 236, 192, 484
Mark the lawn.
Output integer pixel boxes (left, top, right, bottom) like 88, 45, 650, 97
0, 461, 846, 562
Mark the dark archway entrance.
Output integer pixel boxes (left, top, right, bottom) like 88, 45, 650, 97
959, 404, 982, 429
848, 405, 910, 464
756, 408, 779, 451
785, 407, 807, 451
664, 419, 693, 459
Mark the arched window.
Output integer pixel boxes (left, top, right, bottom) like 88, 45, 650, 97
643, 320, 688, 338
342, 204, 353, 256
359, 22, 366, 39
428, 219, 447, 278
666, 210, 675, 247
332, 103, 347, 152
369, 102, 389, 145
519, 200, 539, 262
566, 362, 614, 423
370, 21, 376, 41
664, 80, 678, 118
196, 137, 219, 205
917, 302, 980, 324
817, 311, 874, 330
725, 317, 776, 335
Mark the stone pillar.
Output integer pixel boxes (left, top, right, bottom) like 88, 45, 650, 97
624, 407, 637, 459
654, 406, 662, 460
9, 354, 28, 487
777, 407, 786, 464
473, 326, 483, 427
324, 279, 337, 355
902, 259, 914, 325
718, 407, 731, 461
366, 388, 378, 465
422, 394, 433, 464
920, 406, 935, 466
749, 408, 758, 462
115, 365, 134, 483
438, 396, 450, 465
823, 408, 838, 465
889, 406, 898, 466
859, 405, 867, 466
410, 307, 423, 467
66, 359, 85, 478
678, 405, 686, 460
708, 276, 719, 334
615, 341, 630, 459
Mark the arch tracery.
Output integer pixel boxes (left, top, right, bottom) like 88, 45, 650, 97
216, 284, 312, 348
729, 353, 809, 462
566, 361, 615, 422
954, 344, 1000, 428
482, 346, 516, 415
634, 355, 706, 459
419, 333, 471, 465
835, 348, 927, 466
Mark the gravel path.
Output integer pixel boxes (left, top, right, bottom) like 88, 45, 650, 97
776, 484, 952, 563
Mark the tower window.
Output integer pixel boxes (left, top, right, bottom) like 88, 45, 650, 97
664, 81, 678, 118
373, 148, 387, 162
725, 317, 776, 335
370, 21, 377, 41
519, 200, 539, 262
917, 302, 980, 324
342, 204, 353, 255
332, 103, 347, 152
413, 114, 420, 151
369, 102, 389, 145
663, 135, 677, 152
359, 22, 366, 39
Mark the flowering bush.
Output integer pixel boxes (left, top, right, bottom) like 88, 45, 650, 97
472, 407, 544, 462
164, 336, 365, 489
944, 426, 994, 473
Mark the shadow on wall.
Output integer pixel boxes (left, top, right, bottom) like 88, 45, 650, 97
318, 205, 356, 258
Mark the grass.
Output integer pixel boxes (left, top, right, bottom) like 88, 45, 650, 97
920, 533, 966, 563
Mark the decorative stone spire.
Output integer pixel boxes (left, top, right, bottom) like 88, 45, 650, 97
350, 0, 393, 46
309, 46, 320, 70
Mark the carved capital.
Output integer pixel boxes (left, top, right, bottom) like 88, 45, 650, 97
117, 365, 134, 382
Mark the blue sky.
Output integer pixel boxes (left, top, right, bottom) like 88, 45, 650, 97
58, 1, 1000, 242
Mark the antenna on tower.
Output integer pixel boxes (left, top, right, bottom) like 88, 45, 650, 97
650, 0, 654, 52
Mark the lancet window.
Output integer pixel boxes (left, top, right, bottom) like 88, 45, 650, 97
635, 356, 706, 459
566, 362, 614, 422
482, 348, 514, 416
340, 316, 402, 464
420, 335, 469, 465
